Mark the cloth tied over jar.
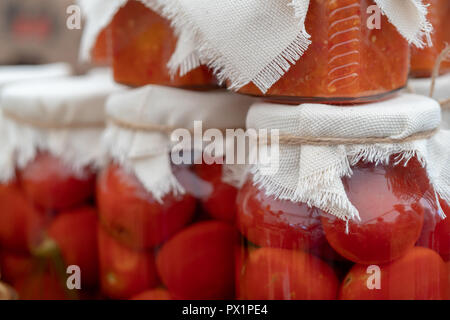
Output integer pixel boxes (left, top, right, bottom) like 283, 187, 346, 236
160, 0, 432, 93
0, 73, 125, 182
79, 1, 432, 94
244, 93, 449, 222
104, 85, 252, 201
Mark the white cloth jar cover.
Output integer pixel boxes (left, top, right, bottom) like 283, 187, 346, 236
0, 73, 125, 182
160, 0, 432, 93
104, 85, 253, 201
78, 1, 432, 92
408, 74, 450, 129
245, 93, 450, 222
0, 63, 72, 89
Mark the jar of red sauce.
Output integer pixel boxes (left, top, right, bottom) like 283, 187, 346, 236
410, 0, 450, 78
236, 158, 449, 300
236, 0, 409, 104
111, 0, 216, 88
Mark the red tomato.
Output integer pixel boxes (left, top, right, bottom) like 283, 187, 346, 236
235, 245, 251, 299
0, 251, 35, 283
130, 288, 172, 300
46, 207, 99, 288
241, 247, 338, 300
14, 270, 72, 300
156, 221, 238, 300
97, 164, 196, 249
417, 195, 450, 261
0, 182, 47, 253
237, 180, 342, 261
19, 153, 96, 211
193, 163, 238, 223
322, 159, 429, 264
340, 247, 449, 300
98, 226, 159, 299
447, 261, 450, 294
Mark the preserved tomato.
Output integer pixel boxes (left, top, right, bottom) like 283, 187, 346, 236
193, 163, 238, 223
410, 0, 450, 78
237, 0, 409, 104
321, 158, 430, 265
19, 153, 96, 212
236, 157, 445, 300
97, 164, 196, 249
340, 247, 448, 300
111, 0, 216, 88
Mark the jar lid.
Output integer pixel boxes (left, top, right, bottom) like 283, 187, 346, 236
0, 72, 125, 183
106, 85, 251, 131
104, 85, 253, 200
0, 63, 72, 88
1, 73, 124, 127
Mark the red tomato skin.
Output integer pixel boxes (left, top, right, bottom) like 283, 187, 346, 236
130, 288, 172, 300
241, 247, 338, 300
0, 182, 47, 253
19, 153, 96, 211
322, 160, 429, 264
47, 206, 99, 288
339, 247, 449, 300
97, 164, 196, 249
417, 196, 450, 261
14, 271, 71, 300
193, 163, 238, 223
237, 180, 342, 261
0, 251, 35, 283
98, 226, 159, 300
156, 221, 238, 300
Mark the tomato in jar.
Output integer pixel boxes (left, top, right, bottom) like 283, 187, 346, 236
19, 153, 96, 212
97, 164, 196, 249
0, 182, 47, 253
44, 206, 99, 288
98, 226, 159, 300
417, 195, 450, 261
340, 247, 449, 300
237, 0, 409, 104
240, 247, 339, 300
410, 0, 450, 78
237, 179, 342, 261
321, 158, 431, 264
193, 163, 238, 223
111, 0, 216, 88
130, 288, 172, 300
0, 251, 35, 284
156, 221, 238, 300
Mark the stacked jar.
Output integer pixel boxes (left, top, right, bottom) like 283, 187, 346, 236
0, 74, 123, 299
204, 0, 450, 300
408, 0, 450, 129
86, 0, 253, 300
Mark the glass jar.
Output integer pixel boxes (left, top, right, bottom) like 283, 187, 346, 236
0, 152, 99, 300
236, 157, 449, 300
236, 0, 409, 104
111, 0, 216, 88
96, 163, 239, 300
410, 0, 450, 78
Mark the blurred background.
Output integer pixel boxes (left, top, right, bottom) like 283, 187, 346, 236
0, 0, 86, 71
